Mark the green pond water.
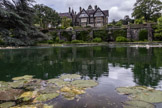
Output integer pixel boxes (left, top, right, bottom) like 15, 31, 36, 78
0, 45, 162, 108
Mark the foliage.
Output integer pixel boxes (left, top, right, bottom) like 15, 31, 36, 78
138, 29, 148, 41
71, 40, 84, 43
134, 17, 145, 24
34, 4, 61, 29
116, 36, 128, 42
61, 17, 72, 28
61, 31, 72, 41
76, 31, 90, 41
48, 31, 58, 41
93, 37, 102, 43
47, 40, 53, 44
55, 37, 59, 43
122, 15, 134, 25
115, 20, 122, 26
113, 29, 127, 40
0, 0, 47, 46
154, 17, 162, 41
59, 40, 65, 43
132, 0, 162, 22
0, 39, 4, 45
93, 30, 108, 41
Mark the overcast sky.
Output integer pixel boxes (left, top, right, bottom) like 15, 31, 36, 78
34, 0, 137, 22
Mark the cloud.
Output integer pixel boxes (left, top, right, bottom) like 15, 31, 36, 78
35, 0, 136, 22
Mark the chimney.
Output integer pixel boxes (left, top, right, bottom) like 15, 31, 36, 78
69, 7, 71, 13
72, 9, 74, 14
95, 5, 98, 10
80, 7, 82, 12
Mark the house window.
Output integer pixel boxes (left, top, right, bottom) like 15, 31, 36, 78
81, 18, 87, 23
95, 17, 103, 23
90, 18, 94, 23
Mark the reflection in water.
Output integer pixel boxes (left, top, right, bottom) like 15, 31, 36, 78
0, 46, 162, 89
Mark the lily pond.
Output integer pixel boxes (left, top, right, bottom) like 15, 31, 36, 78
0, 45, 162, 108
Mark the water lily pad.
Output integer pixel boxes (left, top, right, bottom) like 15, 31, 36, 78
11, 105, 37, 108
43, 104, 53, 108
47, 79, 69, 87
19, 91, 37, 101
0, 102, 15, 108
116, 86, 153, 95
24, 79, 43, 90
71, 80, 98, 88
11, 104, 53, 108
123, 100, 155, 108
130, 90, 162, 103
38, 86, 60, 94
62, 91, 76, 100
0, 89, 24, 101
60, 74, 81, 80
10, 80, 28, 88
34, 93, 59, 102
0, 81, 11, 91
12, 75, 33, 81
61, 86, 85, 100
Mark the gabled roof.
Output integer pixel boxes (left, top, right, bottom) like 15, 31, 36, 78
59, 12, 72, 18
93, 8, 106, 17
103, 10, 109, 16
78, 9, 89, 18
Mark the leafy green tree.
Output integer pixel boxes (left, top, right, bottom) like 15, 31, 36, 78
132, 0, 162, 22
0, 0, 47, 46
61, 16, 72, 28
34, 4, 61, 29
154, 17, 162, 40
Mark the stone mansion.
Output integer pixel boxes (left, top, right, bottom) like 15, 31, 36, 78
59, 5, 109, 27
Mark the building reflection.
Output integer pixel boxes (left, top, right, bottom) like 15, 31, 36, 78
0, 46, 162, 88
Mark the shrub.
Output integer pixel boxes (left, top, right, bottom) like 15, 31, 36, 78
47, 40, 53, 44
59, 40, 65, 43
71, 40, 84, 43
61, 31, 72, 41
76, 31, 90, 41
93, 30, 108, 41
154, 17, 162, 41
116, 36, 128, 42
0, 39, 4, 45
48, 31, 58, 41
93, 37, 102, 43
138, 29, 148, 41
113, 29, 127, 41
55, 37, 59, 43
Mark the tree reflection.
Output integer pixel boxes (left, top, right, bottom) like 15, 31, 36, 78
0, 46, 162, 88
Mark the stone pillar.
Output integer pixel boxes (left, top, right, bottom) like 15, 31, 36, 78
72, 31, 76, 40
89, 30, 93, 40
147, 24, 153, 42
57, 30, 61, 40
127, 25, 132, 41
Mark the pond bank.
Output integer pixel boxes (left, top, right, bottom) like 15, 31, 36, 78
1, 42, 162, 49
